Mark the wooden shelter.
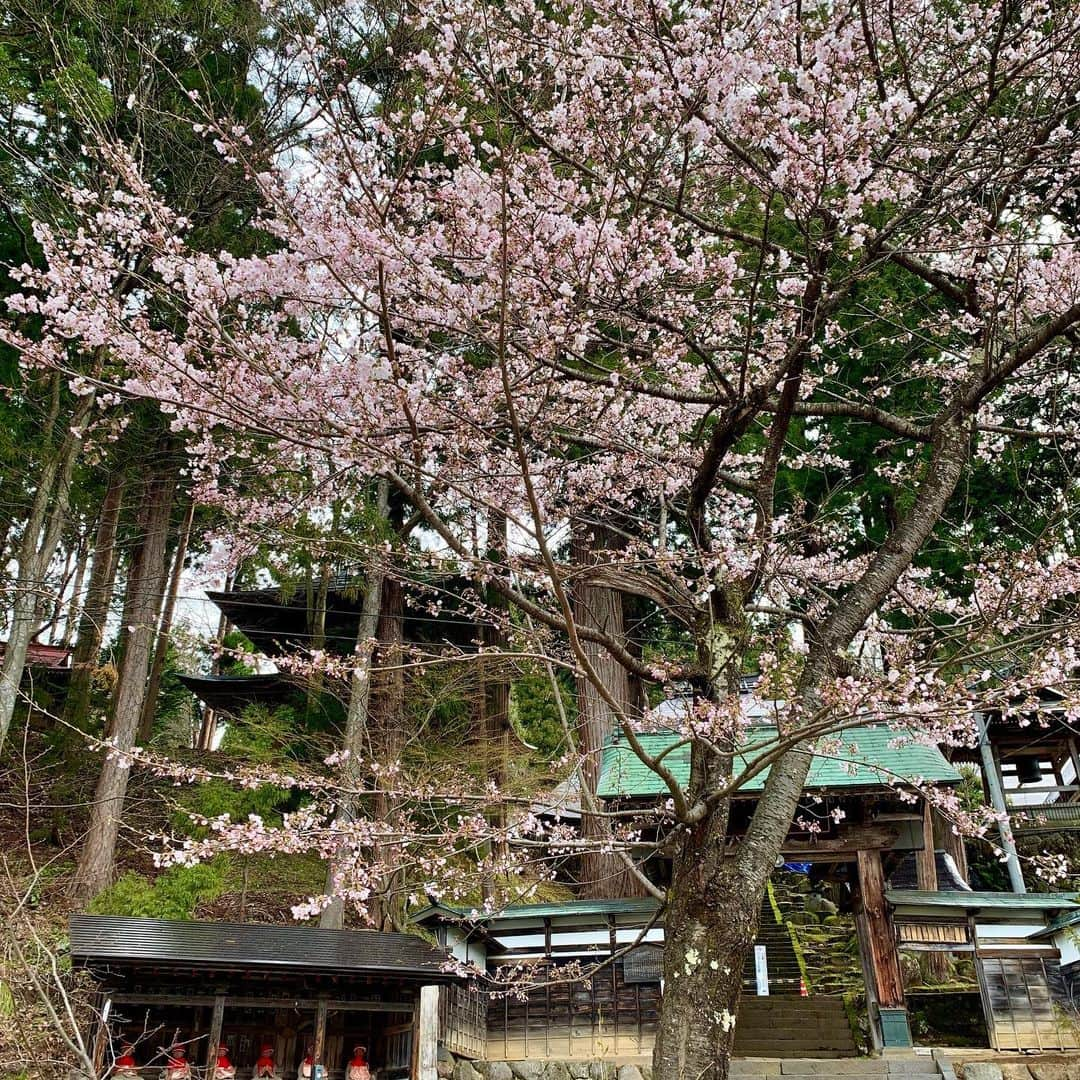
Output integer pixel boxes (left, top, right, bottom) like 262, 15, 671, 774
70, 916, 469, 1080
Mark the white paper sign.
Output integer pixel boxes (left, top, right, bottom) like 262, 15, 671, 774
754, 944, 769, 996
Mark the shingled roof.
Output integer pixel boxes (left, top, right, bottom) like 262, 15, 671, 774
598, 724, 961, 799
69, 915, 461, 981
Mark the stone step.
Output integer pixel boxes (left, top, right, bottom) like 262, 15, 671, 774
730, 1059, 941, 1078
731, 987, 859, 1058
735, 1028, 856, 1042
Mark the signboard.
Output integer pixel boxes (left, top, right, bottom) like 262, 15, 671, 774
623, 945, 664, 984
754, 944, 769, 996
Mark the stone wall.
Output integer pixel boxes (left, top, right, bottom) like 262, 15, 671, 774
438, 1048, 651, 1080
953, 1056, 1080, 1080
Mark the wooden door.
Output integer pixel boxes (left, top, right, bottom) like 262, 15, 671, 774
978, 954, 1080, 1051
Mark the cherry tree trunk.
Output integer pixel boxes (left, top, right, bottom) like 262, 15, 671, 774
62, 472, 125, 732
655, 740, 814, 1080
320, 482, 389, 929
481, 509, 511, 880
305, 555, 332, 717
371, 572, 406, 931
72, 467, 177, 901
570, 521, 646, 898
197, 569, 235, 750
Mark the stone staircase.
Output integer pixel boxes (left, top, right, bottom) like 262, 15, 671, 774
733, 997, 860, 1058
741, 891, 804, 996
770, 872, 864, 996
731, 1055, 944, 1079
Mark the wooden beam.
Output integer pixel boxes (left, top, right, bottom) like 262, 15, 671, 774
107, 994, 415, 1012
205, 995, 225, 1076
92, 994, 112, 1078
313, 998, 328, 1074
416, 985, 439, 1080
856, 849, 905, 1007
916, 801, 938, 891
780, 823, 900, 857
915, 802, 951, 980
931, 804, 968, 885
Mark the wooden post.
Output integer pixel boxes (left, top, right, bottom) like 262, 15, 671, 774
856, 849, 904, 1007
916, 801, 952, 981
92, 994, 112, 1078
414, 985, 439, 1080
915, 800, 938, 892
313, 998, 328, 1076
206, 995, 226, 1078
931, 804, 969, 885
978, 714, 1026, 893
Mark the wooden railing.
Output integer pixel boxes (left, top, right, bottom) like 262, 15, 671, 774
1010, 802, 1080, 833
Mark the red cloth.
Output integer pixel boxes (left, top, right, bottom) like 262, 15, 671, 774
164, 1053, 190, 1078
255, 1051, 275, 1074
116, 1054, 136, 1068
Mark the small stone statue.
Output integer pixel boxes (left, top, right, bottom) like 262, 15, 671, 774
346, 1046, 371, 1080
163, 1046, 191, 1080
212, 1046, 236, 1080
253, 1045, 280, 1080
112, 1043, 138, 1078
296, 1047, 324, 1080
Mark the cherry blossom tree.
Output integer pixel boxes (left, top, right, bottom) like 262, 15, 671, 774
9, 0, 1080, 1075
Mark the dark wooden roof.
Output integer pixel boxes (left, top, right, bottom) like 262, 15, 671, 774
208, 580, 480, 657
69, 916, 460, 981
176, 673, 298, 714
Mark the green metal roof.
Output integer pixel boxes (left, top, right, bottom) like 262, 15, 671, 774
885, 890, 1080, 912
1029, 909, 1080, 937
412, 898, 659, 925
598, 725, 962, 799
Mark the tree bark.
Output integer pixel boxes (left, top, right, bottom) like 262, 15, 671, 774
72, 466, 177, 902
62, 472, 125, 733
655, 819, 750, 1080
320, 481, 388, 929
482, 509, 511, 883
306, 512, 336, 717
370, 571, 406, 931
61, 526, 90, 649
570, 520, 646, 898
137, 496, 195, 743
653, 418, 971, 1080
0, 390, 96, 750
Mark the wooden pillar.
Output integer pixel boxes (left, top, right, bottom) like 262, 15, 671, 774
978, 714, 1026, 893
92, 994, 112, 1078
206, 995, 226, 1077
917, 801, 953, 981
856, 850, 904, 1007
931, 804, 969, 885
313, 998, 328, 1075
415, 985, 439, 1080
916, 800, 939, 892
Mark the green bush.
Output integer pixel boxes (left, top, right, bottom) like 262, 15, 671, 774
511, 670, 574, 759
88, 860, 230, 920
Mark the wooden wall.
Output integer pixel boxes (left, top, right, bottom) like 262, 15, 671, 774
440, 984, 487, 1059
485, 958, 660, 1061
